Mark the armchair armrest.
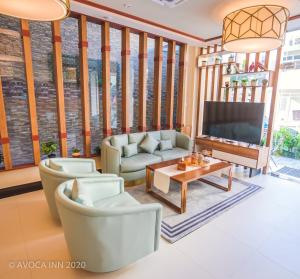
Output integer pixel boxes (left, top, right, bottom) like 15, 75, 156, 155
176, 132, 192, 151
102, 144, 121, 175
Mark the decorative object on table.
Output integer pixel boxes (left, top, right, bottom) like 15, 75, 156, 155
184, 156, 192, 165
215, 57, 221, 64
257, 62, 267, 71
222, 5, 289, 52
232, 80, 238, 87
202, 60, 207, 66
228, 54, 234, 63
226, 63, 231, 74
251, 79, 257, 86
225, 81, 230, 88
72, 147, 81, 158
262, 79, 268, 86
241, 78, 248, 87
177, 158, 187, 171
191, 152, 198, 165
197, 153, 204, 164
0, 0, 70, 21
41, 141, 58, 158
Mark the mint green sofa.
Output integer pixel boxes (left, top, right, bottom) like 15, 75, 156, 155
101, 130, 192, 181
55, 177, 162, 272
39, 158, 116, 222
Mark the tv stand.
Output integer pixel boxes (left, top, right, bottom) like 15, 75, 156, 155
195, 136, 269, 173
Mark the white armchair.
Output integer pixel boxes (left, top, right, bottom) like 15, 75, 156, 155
55, 177, 162, 272
39, 158, 116, 222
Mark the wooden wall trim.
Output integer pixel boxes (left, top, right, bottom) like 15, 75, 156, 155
264, 47, 282, 173
176, 43, 187, 129
166, 40, 176, 129
0, 77, 12, 170
153, 36, 163, 130
217, 64, 223, 101
210, 44, 217, 101
79, 15, 91, 156
21, 19, 40, 165
121, 27, 131, 134
101, 22, 112, 137
242, 53, 250, 102
52, 21, 68, 157
138, 32, 147, 132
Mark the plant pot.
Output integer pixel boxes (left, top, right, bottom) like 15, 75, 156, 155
202, 61, 207, 66
232, 81, 238, 87
215, 58, 221, 64
251, 80, 257, 86
262, 79, 268, 86
48, 153, 56, 158
72, 152, 81, 158
241, 82, 248, 87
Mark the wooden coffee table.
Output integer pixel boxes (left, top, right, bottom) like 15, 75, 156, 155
146, 158, 232, 214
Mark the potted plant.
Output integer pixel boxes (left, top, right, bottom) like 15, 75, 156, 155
202, 60, 207, 66
241, 78, 248, 87
228, 54, 234, 63
215, 56, 221, 64
72, 147, 81, 158
251, 79, 257, 86
41, 141, 58, 158
94, 146, 101, 156
232, 79, 239, 87
262, 79, 268, 86
225, 81, 230, 88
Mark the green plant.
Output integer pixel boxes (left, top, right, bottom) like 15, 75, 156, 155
273, 128, 300, 156
94, 146, 101, 155
41, 141, 57, 156
72, 147, 80, 153
260, 137, 266, 146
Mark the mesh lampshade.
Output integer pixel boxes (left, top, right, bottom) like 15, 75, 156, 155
222, 5, 290, 53
0, 0, 70, 21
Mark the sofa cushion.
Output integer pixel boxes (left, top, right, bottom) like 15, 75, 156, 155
111, 134, 128, 157
147, 131, 161, 141
140, 134, 159, 154
128, 132, 146, 153
120, 153, 161, 173
154, 147, 190, 161
159, 139, 173, 151
94, 192, 140, 208
160, 130, 176, 147
123, 143, 138, 158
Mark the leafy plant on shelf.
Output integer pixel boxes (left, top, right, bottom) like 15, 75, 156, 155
41, 141, 58, 158
241, 78, 248, 86
72, 147, 80, 154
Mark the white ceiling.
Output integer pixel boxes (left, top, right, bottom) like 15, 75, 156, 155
72, 0, 300, 46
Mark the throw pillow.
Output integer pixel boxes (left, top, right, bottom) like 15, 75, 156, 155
110, 134, 128, 157
71, 179, 93, 207
123, 143, 138, 158
140, 134, 159, 154
159, 139, 173, 151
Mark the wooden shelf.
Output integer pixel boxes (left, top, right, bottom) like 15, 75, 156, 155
223, 70, 274, 77
199, 61, 239, 68
222, 85, 268, 89
200, 50, 232, 58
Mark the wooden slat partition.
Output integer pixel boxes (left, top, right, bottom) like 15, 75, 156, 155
264, 47, 282, 173
195, 48, 203, 137
21, 19, 40, 165
153, 36, 163, 130
0, 77, 12, 170
101, 22, 112, 137
121, 27, 131, 134
210, 44, 218, 101
225, 87, 230, 102
233, 87, 238, 102
242, 53, 250, 102
166, 40, 176, 129
79, 15, 91, 157
217, 64, 223, 101
261, 51, 270, 103
52, 21, 67, 157
138, 32, 147, 132
176, 43, 187, 129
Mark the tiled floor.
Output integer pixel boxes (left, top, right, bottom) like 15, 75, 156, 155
0, 169, 300, 279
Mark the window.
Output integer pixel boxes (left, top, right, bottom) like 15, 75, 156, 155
173, 45, 180, 126
161, 41, 168, 129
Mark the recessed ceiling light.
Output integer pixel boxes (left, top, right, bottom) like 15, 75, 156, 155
123, 3, 133, 8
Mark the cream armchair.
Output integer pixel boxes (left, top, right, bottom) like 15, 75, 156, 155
55, 177, 162, 272
39, 158, 116, 222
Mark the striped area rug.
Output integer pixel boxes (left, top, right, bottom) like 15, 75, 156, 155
127, 176, 262, 243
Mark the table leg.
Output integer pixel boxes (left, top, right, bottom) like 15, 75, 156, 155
228, 166, 232, 191
181, 182, 188, 213
146, 167, 151, 192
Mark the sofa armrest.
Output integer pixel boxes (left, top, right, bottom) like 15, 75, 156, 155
176, 132, 192, 151
102, 143, 121, 175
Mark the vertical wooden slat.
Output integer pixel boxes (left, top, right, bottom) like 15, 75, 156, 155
166, 40, 176, 129
242, 53, 250, 102
121, 27, 130, 134
176, 43, 187, 129
210, 44, 218, 101
21, 19, 40, 165
0, 77, 12, 170
263, 47, 282, 174
52, 21, 67, 157
254, 52, 260, 71
153, 37, 163, 130
225, 88, 230, 102
204, 66, 209, 101
250, 86, 256, 102
101, 22, 111, 137
261, 51, 270, 103
195, 48, 203, 137
217, 64, 223, 101
233, 87, 238, 102
79, 15, 91, 157
138, 32, 147, 132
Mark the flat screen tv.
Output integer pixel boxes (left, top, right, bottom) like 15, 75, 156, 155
202, 101, 265, 145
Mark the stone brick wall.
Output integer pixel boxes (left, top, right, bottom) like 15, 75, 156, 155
0, 14, 180, 167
